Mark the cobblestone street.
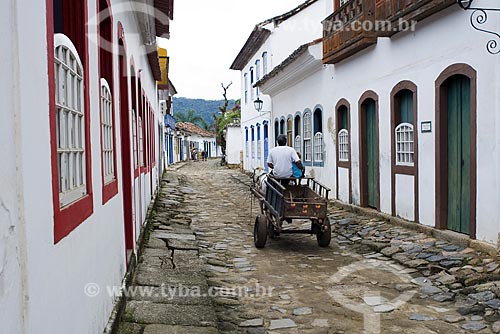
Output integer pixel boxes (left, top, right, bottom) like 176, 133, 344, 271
118, 160, 500, 334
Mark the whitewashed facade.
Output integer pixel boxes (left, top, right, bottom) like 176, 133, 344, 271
255, 0, 500, 246
230, 0, 330, 172
226, 123, 244, 165
0, 0, 172, 333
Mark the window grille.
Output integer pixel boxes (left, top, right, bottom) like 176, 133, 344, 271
54, 34, 86, 207
338, 129, 349, 162
314, 132, 324, 162
139, 116, 144, 167
132, 112, 138, 167
294, 135, 302, 154
101, 78, 114, 183
303, 113, 312, 162
395, 123, 414, 166
262, 52, 268, 74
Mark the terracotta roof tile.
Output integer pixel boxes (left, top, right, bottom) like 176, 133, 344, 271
176, 122, 216, 138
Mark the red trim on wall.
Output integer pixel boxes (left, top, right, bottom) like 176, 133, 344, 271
130, 62, 140, 178
117, 26, 134, 252
47, 0, 94, 244
98, 0, 118, 205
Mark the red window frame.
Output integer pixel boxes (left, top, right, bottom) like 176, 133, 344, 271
139, 83, 147, 174
46, 0, 94, 244
151, 106, 156, 167
98, 0, 118, 204
130, 62, 139, 178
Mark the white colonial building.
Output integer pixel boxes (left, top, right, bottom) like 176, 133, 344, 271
0, 0, 174, 333
250, 0, 500, 246
230, 0, 329, 172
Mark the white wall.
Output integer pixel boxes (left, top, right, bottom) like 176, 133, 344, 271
0, 1, 26, 332
0, 0, 163, 333
226, 126, 243, 165
238, 0, 327, 172
267, 5, 500, 245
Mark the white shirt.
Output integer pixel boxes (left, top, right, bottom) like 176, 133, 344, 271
267, 145, 300, 178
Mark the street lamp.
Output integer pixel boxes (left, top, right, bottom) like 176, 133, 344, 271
254, 97, 264, 112
457, 0, 472, 9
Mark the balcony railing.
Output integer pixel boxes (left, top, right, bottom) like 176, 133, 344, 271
375, 0, 455, 36
323, 0, 377, 64
323, 0, 455, 64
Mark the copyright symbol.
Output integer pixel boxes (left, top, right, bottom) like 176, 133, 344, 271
84, 283, 100, 297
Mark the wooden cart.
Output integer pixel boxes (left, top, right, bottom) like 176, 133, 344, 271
250, 175, 332, 248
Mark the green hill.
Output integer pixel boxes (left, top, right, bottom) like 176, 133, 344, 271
172, 97, 236, 127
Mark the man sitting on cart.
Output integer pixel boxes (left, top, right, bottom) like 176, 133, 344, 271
267, 134, 304, 187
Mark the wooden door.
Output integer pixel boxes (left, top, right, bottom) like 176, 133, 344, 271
366, 100, 378, 208
447, 76, 471, 234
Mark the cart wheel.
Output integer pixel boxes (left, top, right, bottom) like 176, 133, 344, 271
317, 218, 332, 247
254, 215, 268, 248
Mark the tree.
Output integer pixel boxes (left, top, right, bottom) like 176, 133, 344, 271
213, 82, 236, 154
174, 109, 208, 129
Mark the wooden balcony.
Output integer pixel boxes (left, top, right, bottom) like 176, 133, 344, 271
323, 0, 455, 64
374, 0, 455, 37
323, 0, 377, 64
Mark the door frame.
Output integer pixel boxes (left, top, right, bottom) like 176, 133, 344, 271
358, 91, 380, 209
336, 98, 352, 203
390, 81, 419, 222
435, 63, 477, 238
118, 24, 134, 255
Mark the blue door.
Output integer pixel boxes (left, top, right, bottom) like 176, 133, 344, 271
168, 135, 174, 164
264, 124, 269, 171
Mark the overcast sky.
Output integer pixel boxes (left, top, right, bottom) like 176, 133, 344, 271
158, 0, 305, 101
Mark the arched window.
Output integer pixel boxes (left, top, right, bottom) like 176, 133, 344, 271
303, 112, 312, 162
280, 119, 285, 135
245, 127, 249, 157
251, 126, 255, 159
262, 52, 268, 74
337, 105, 349, 162
256, 124, 262, 160
394, 90, 414, 166
98, 0, 117, 197
250, 67, 255, 100
294, 115, 302, 154
54, 34, 87, 207
255, 60, 261, 96
287, 117, 293, 147
244, 73, 248, 104
313, 108, 323, 162
274, 120, 279, 145
101, 78, 114, 183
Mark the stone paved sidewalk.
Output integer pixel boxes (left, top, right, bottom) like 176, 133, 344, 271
330, 207, 500, 332
117, 164, 218, 334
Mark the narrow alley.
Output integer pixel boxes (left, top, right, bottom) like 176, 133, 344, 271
118, 161, 500, 334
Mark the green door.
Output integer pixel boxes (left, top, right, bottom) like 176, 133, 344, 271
366, 100, 378, 208
447, 76, 471, 234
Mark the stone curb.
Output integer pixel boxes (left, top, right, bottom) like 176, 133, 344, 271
103, 187, 161, 334
331, 200, 498, 258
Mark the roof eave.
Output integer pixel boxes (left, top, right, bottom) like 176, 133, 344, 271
230, 27, 271, 71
